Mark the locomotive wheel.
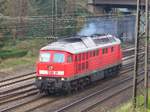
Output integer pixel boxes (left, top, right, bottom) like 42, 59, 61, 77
66, 84, 72, 95
78, 79, 84, 90
71, 80, 78, 92
45, 89, 53, 95
62, 82, 72, 95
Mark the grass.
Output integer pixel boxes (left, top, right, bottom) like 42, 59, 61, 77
112, 93, 150, 112
0, 38, 51, 71
0, 56, 37, 70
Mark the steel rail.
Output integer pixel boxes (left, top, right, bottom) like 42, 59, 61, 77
53, 69, 147, 112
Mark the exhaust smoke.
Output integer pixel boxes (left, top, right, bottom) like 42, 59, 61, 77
78, 23, 104, 36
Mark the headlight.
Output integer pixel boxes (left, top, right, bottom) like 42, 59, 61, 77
61, 78, 65, 81
38, 77, 42, 80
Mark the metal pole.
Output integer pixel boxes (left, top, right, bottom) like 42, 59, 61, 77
144, 0, 149, 109
55, 0, 57, 36
133, 0, 140, 108
52, 0, 54, 36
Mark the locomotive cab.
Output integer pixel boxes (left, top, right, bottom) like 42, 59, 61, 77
37, 50, 74, 77
36, 50, 74, 92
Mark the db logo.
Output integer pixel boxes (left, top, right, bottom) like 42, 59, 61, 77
47, 65, 53, 70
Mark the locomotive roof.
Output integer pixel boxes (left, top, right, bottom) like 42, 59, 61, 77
41, 35, 121, 54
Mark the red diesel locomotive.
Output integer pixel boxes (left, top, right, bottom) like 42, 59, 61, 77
35, 34, 122, 93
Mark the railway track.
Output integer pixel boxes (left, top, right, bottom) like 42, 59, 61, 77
17, 60, 136, 112
0, 77, 35, 96
0, 73, 37, 112
0, 47, 142, 112
22, 59, 140, 112
53, 69, 146, 112
0, 72, 35, 86
0, 63, 142, 112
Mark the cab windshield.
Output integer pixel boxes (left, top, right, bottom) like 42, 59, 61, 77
39, 52, 51, 62
53, 53, 65, 63
39, 52, 65, 63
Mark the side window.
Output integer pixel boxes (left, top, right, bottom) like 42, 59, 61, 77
86, 52, 88, 59
90, 51, 93, 57
67, 56, 72, 63
93, 50, 96, 57
86, 61, 88, 69
118, 45, 120, 49
111, 47, 114, 52
82, 63, 85, 70
79, 54, 81, 61
77, 54, 81, 62
106, 48, 108, 53
102, 49, 105, 54
96, 50, 99, 56
102, 48, 108, 54
118, 45, 121, 51
75, 55, 77, 62
82, 53, 85, 60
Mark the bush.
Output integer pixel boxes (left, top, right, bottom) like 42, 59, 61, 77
0, 41, 4, 48
0, 50, 27, 59
0, 38, 5, 48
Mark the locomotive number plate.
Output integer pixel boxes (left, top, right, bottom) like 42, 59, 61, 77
48, 71, 64, 75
